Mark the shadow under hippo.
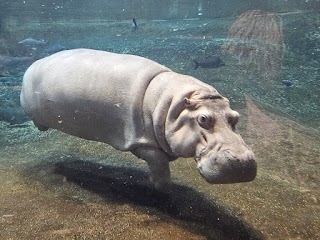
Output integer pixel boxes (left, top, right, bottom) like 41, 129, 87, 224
24, 157, 264, 240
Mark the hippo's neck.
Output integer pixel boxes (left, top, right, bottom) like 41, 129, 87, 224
143, 72, 215, 156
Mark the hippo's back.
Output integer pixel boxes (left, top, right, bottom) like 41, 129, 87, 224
20, 49, 171, 150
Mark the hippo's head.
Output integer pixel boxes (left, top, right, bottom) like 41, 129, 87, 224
166, 90, 257, 184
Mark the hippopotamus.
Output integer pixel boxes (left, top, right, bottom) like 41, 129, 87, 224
20, 49, 256, 190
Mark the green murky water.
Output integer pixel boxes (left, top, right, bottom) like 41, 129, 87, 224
0, 2, 319, 239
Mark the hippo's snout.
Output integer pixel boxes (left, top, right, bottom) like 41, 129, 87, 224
197, 148, 257, 184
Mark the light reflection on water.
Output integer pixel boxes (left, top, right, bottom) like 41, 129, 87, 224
0, 0, 317, 22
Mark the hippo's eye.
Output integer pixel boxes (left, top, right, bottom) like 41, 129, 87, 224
198, 114, 212, 129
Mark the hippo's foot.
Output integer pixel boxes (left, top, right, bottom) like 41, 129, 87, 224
131, 147, 171, 191
149, 174, 171, 192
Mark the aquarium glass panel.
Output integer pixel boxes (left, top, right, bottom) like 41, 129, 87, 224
0, 1, 319, 239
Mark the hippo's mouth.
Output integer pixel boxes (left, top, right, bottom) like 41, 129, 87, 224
195, 146, 257, 184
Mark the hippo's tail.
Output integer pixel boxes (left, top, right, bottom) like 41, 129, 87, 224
193, 60, 200, 70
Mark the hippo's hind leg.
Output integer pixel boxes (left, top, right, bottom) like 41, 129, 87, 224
132, 147, 171, 191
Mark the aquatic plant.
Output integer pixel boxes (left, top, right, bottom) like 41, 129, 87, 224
223, 10, 284, 82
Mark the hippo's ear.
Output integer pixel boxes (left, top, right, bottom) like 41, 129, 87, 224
184, 97, 197, 110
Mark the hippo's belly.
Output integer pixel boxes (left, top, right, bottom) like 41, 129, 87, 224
20, 49, 170, 150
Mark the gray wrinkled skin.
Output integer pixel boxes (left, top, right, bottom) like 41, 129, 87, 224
20, 49, 256, 190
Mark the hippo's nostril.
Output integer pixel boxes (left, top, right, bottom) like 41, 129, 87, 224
244, 149, 255, 160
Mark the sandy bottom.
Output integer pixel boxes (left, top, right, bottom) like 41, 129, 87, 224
0, 101, 319, 240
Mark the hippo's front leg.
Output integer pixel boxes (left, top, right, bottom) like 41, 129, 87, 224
131, 147, 171, 190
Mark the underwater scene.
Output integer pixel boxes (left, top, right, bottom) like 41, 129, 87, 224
0, 1, 319, 239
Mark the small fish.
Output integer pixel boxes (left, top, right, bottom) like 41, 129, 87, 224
282, 80, 293, 87
131, 18, 138, 32
18, 38, 47, 47
193, 55, 225, 70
